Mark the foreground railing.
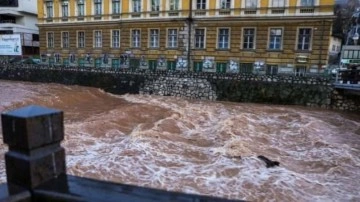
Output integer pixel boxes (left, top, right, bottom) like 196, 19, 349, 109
0, 105, 241, 202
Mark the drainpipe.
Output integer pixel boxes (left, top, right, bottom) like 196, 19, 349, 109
187, 0, 193, 71
318, 20, 325, 69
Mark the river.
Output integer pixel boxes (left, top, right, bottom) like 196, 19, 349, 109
0, 80, 359, 201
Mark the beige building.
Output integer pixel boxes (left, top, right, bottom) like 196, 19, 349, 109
37, 0, 334, 73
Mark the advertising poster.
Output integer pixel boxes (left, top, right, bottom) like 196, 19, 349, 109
0, 34, 22, 56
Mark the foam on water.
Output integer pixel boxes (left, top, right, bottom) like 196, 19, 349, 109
0, 81, 359, 201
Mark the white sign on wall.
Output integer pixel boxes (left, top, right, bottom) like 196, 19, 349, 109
0, 34, 22, 56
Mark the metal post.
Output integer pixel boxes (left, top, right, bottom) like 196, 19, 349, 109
1, 105, 66, 195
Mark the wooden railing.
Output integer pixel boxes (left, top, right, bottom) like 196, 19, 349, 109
0, 105, 242, 202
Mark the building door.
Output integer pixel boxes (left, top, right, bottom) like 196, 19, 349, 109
149, 60, 157, 71
266, 65, 278, 75
167, 61, 176, 70
112, 59, 120, 69
216, 63, 227, 73
194, 62, 203, 72
240, 63, 253, 74
129, 58, 140, 70
295, 65, 307, 76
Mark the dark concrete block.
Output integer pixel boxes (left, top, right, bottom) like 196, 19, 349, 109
1, 105, 64, 150
5, 147, 66, 193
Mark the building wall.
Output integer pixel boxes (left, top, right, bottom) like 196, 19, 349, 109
37, 0, 334, 70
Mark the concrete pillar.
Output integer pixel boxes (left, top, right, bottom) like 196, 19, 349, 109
1, 105, 66, 195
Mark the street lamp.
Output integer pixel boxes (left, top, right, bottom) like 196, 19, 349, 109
353, 32, 359, 45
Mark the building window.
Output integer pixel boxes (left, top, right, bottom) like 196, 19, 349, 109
77, 31, 85, 48
132, 29, 141, 48
218, 28, 230, 49
167, 29, 178, 48
133, 0, 141, 12
243, 28, 255, 49
245, 0, 257, 8
220, 0, 231, 9
170, 0, 179, 10
77, 0, 85, 16
301, 0, 314, 6
112, 0, 120, 14
197, 0, 206, 9
62, 32, 69, 48
94, 0, 102, 15
149, 29, 159, 48
269, 28, 282, 50
61, 0, 69, 17
272, 0, 285, 7
195, 29, 205, 49
94, 30, 102, 48
47, 32, 54, 48
297, 28, 312, 50
112, 30, 120, 48
46, 1, 53, 18
151, 0, 160, 11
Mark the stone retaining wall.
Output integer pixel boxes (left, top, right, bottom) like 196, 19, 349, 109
0, 64, 359, 111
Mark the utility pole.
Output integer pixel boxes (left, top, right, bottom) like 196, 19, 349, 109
187, 0, 193, 71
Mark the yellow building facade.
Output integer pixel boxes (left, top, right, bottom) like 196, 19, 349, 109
37, 0, 334, 73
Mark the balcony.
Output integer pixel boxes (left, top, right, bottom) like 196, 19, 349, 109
219, 9, 231, 15
299, 7, 315, 13
0, 19, 15, 23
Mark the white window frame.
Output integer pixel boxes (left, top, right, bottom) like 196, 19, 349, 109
217, 28, 230, 49
296, 27, 313, 51
94, 0, 103, 15
94, 30, 102, 48
169, 0, 180, 10
77, 0, 85, 16
112, 0, 121, 14
194, 28, 206, 49
61, 0, 69, 17
167, 28, 178, 48
268, 27, 283, 50
111, 29, 120, 48
195, 0, 207, 10
132, 0, 141, 12
242, 27, 256, 50
131, 29, 141, 48
45, 1, 53, 18
77, 31, 85, 48
61, 32, 69, 48
149, 29, 159, 48
47, 32, 54, 48
150, 0, 160, 12
271, 0, 285, 7
218, 0, 231, 9
300, 0, 315, 7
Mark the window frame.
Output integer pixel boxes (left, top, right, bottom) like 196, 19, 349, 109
111, 29, 120, 48
268, 27, 283, 50
94, 0, 102, 16
167, 28, 178, 48
149, 29, 160, 48
242, 27, 256, 50
169, 0, 179, 10
196, 0, 207, 10
77, 31, 85, 48
220, 0, 231, 9
131, 29, 141, 48
94, 30, 103, 48
112, 0, 121, 14
296, 27, 312, 51
61, 0, 69, 17
47, 32, 54, 48
194, 28, 206, 49
217, 28, 230, 50
77, 0, 85, 16
45, 1, 53, 18
151, 0, 160, 12
132, 0, 141, 12
61, 31, 69, 48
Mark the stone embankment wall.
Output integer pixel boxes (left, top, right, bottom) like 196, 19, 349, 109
0, 64, 359, 111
